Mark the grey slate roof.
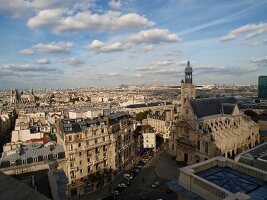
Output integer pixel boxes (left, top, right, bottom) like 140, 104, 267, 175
125, 102, 164, 108
222, 103, 235, 115
190, 97, 237, 118
1, 142, 65, 164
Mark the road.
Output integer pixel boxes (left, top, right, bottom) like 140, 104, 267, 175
112, 151, 177, 200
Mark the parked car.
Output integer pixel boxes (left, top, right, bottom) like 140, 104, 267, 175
133, 167, 140, 173
123, 179, 131, 185
142, 158, 149, 163
111, 190, 120, 196
124, 173, 133, 180
118, 183, 127, 188
115, 186, 124, 192
138, 160, 145, 166
152, 181, 160, 188
137, 165, 142, 170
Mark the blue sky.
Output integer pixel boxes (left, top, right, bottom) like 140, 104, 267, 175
0, 0, 267, 89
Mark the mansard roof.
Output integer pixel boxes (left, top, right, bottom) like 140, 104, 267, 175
190, 97, 237, 118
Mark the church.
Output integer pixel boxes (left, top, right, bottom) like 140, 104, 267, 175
168, 61, 260, 165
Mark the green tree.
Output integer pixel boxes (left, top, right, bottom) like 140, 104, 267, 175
135, 110, 151, 121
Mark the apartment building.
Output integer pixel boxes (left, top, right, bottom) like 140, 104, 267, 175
142, 125, 156, 149
56, 112, 136, 197
147, 109, 174, 141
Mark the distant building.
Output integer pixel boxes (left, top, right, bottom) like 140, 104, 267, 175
169, 61, 259, 164
258, 76, 267, 99
10, 88, 19, 104
141, 125, 156, 149
167, 156, 267, 200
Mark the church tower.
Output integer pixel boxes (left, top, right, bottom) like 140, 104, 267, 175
180, 61, 195, 116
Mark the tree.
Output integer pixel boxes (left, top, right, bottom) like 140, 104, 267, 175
136, 110, 151, 121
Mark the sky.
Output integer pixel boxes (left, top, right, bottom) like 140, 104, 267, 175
0, 0, 267, 89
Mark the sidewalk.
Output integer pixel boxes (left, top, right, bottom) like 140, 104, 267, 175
155, 153, 186, 180
80, 171, 125, 200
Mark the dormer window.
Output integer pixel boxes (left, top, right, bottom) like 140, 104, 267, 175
33, 157, 38, 162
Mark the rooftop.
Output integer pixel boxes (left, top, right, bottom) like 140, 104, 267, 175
0, 171, 48, 200
190, 97, 237, 118
171, 156, 267, 200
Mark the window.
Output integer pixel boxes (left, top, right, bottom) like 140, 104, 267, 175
43, 155, 48, 160
80, 160, 82, 165
205, 142, 208, 153
197, 141, 200, 150
78, 143, 81, 147
101, 129, 104, 134
69, 136, 72, 141
10, 161, 16, 166
95, 139, 98, 144
70, 162, 74, 168
70, 144, 73, 150
70, 171, 75, 178
54, 154, 58, 159
33, 157, 38, 162
79, 152, 82, 156
22, 158, 27, 164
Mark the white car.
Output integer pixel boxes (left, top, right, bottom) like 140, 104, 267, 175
152, 181, 160, 188
124, 173, 133, 180
118, 183, 127, 188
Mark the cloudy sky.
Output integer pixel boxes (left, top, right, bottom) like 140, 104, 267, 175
0, 0, 267, 89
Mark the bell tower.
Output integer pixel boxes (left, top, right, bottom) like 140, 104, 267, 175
180, 61, 195, 116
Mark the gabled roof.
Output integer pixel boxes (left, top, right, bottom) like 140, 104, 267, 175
222, 103, 235, 115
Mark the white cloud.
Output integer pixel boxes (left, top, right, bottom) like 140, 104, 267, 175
65, 57, 84, 66
87, 40, 125, 53
142, 45, 154, 52
2, 64, 60, 72
250, 56, 267, 63
0, 0, 65, 17
18, 49, 35, 55
221, 22, 267, 42
27, 9, 155, 33
109, 0, 121, 9
34, 58, 51, 64
19, 42, 74, 54
127, 29, 179, 44
27, 9, 64, 29
152, 57, 175, 66
34, 42, 74, 53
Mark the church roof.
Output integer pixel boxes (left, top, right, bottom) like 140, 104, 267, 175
190, 97, 237, 118
222, 103, 235, 115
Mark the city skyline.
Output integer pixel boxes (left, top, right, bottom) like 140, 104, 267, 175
1, 0, 267, 89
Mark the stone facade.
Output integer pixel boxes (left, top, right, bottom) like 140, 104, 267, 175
147, 109, 174, 141
168, 62, 260, 165
56, 112, 136, 197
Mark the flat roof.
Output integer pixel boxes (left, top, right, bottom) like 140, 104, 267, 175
0, 171, 48, 200
196, 166, 267, 199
